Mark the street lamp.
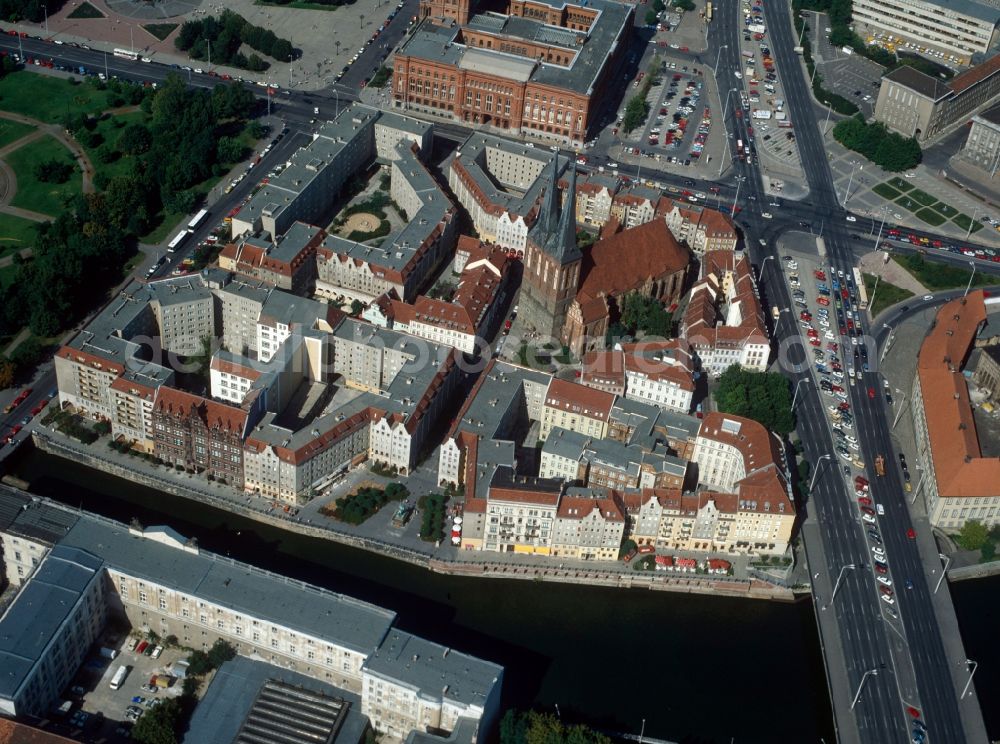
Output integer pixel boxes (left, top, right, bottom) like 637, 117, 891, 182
911, 467, 925, 505
757, 254, 775, 281
823, 102, 833, 135
966, 206, 980, 240
851, 668, 879, 710
892, 389, 907, 429
843, 162, 861, 207
792, 377, 811, 408
713, 44, 728, 74
809, 454, 832, 492
732, 175, 746, 217
934, 552, 951, 594
826, 562, 856, 610
869, 273, 883, 316
962, 659, 978, 699
964, 260, 977, 297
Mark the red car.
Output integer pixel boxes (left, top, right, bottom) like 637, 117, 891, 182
875, 563, 888, 575
879, 584, 893, 596
860, 505, 875, 516
856, 476, 869, 488
858, 496, 872, 506
817, 297, 830, 306
680, 46, 688, 52
135, 641, 149, 654
906, 528, 916, 540
800, 312, 812, 321
868, 387, 876, 399
838, 402, 850, 412
809, 339, 821, 347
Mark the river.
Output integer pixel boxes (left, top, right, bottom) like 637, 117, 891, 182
11, 446, 835, 743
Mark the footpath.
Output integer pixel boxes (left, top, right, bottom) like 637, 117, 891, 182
27, 428, 795, 601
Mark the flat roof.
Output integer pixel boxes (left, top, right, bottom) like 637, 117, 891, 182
59, 517, 396, 654
882, 65, 951, 101
917, 0, 1000, 24
0, 546, 103, 701
0, 486, 78, 545
364, 630, 502, 708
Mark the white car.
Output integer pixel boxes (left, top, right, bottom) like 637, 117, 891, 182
838, 450, 852, 461
923, 294, 934, 301
845, 215, 857, 222
824, 331, 835, 340
847, 441, 859, 451
735, 71, 743, 79
845, 435, 857, 444
881, 593, 895, 605
872, 545, 885, 556
863, 513, 877, 524
762, 212, 773, 219
905, 172, 917, 178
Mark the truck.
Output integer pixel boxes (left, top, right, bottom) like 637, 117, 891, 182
875, 455, 886, 477
752, 109, 772, 120
99, 647, 118, 660
748, 23, 766, 33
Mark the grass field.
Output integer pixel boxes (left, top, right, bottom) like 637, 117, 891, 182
872, 182, 900, 200
863, 273, 913, 317
934, 202, 959, 218
0, 213, 40, 255
143, 23, 178, 42
68, 1, 104, 18
893, 254, 992, 291
895, 194, 920, 212
0, 74, 108, 124
0, 119, 35, 150
952, 213, 985, 235
5, 135, 81, 216
887, 177, 912, 192
915, 207, 947, 226
907, 188, 938, 207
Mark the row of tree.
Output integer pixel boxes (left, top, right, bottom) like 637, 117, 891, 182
176, 10, 295, 72
0, 74, 256, 349
714, 366, 795, 436
832, 116, 922, 172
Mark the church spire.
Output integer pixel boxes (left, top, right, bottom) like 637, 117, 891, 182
536, 154, 560, 237
553, 163, 579, 263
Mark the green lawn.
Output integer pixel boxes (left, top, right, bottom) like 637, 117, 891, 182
952, 213, 984, 235
4, 135, 81, 217
80, 110, 146, 183
915, 207, 947, 226
0, 213, 40, 254
872, 182, 901, 200
0, 74, 108, 124
907, 188, 938, 207
887, 177, 913, 192
933, 202, 959, 219
0, 262, 18, 290
142, 23, 178, 42
68, 1, 105, 18
863, 272, 913, 317
0, 119, 35, 150
895, 195, 920, 212
893, 254, 993, 291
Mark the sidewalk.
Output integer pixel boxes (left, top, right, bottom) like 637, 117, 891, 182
857, 251, 927, 295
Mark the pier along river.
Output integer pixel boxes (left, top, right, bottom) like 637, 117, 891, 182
12, 446, 838, 743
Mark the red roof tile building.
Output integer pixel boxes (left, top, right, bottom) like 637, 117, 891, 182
658, 198, 739, 255
580, 339, 695, 413
911, 291, 1000, 529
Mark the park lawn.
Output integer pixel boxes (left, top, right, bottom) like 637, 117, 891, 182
0, 213, 40, 255
142, 23, 178, 42
0, 119, 35, 150
914, 207, 947, 227
863, 273, 913, 318
81, 110, 147, 183
68, 1, 105, 18
0, 74, 108, 123
887, 176, 912, 192
907, 188, 938, 207
952, 213, 984, 235
5, 135, 80, 217
872, 182, 901, 200
892, 254, 993, 291
895, 194, 920, 212
932, 202, 958, 218
0, 262, 18, 290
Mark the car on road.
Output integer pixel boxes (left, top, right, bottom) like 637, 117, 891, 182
868, 387, 876, 399
874, 561, 888, 574
761, 212, 772, 219
907, 528, 916, 539
845, 215, 856, 222
877, 576, 892, 587
923, 294, 934, 301
881, 593, 895, 605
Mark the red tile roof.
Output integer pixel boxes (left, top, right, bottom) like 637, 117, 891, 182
698, 411, 785, 476
153, 387, 248, 435
0, 719, 78, 744
56, 345, 125, 376
916, 292, 1000, 498
544, 377, 616, 421
210, 356, 263, 381
682, 251, 769, 348
109, 375, 157, 400
576, 219, 690, 305
556, 493, 625, 521
949, 53, 1000, 95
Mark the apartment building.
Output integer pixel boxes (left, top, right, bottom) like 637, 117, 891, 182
0, 492, 502, 741
393, 0, 633, 147
911, 291, 1000, 529
151, 387, 250, 484
368, 243, 513, 354
232, 106, 430, 239
218, 222, 325, 295
580, 340, 696, 413
479, 472, 562, 554
659, 198, 739, 255
959, 103, 1000, 176
680, 251, 769, 377
0, 488, 78, 587
853, 0, 999, 66
539, 378, 615, 441
692, 412, 786, 492
549, 486, 626, 560
875, 53, 1000, 142
315, 142, 457, 305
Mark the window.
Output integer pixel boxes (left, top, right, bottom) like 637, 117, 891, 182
159, 597, 167, 610
139, 591, 148, 604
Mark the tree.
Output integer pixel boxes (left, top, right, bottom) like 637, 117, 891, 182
0, 360, 15, 390
206, 639, 237, 667
34, 159, 74, 184
500, 710, 611, 744
117, 122, 153, 155
216, 136, 244, 164
131, 697, 182, 744
956, 520, 989, 551
385, 482, 409, 501
350, 299, 364, 316
981, 540, 997, 563
715, 366, 795, 435
621, 94, 649, 134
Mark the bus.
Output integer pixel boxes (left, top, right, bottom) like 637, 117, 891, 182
109, 665, 130, 690
113, 48, 139, 61
166, 229, 192, 253
705, 1, 712, 22
187, 209, 209, 231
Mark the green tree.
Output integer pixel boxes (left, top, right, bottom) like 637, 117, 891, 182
956, 520, 989, 551
621, 95, 649, 134
131, 697, 183, 744
715, 366, 794, 435
981, 540, 997, 563
216, 136, 244, 164
34, 159, 74, 184
350, 299, 364, 316
117, 122, 152, 155
206, 639, 237, 667
0, 360, 15, 389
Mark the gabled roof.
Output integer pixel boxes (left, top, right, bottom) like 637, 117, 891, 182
529, 159, 582, 265
153, 387, 249, 436
544, 377, 615, 421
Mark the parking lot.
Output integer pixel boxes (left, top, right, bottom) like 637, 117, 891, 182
808, 12, 885, 118
58, 633, 190, 741
734, 0, 802, 170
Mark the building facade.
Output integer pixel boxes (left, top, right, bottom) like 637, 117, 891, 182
959, 104, 1000, 176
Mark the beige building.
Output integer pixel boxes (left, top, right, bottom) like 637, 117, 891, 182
875, 55, 1000, 143
580, 340, 696, 414
960, 104, 1000, 176
659, 199, 739, 255
853, 0, 999, 66
973, 344, 1000, 399
539, 378, 615, 441
549, 487, 626, 560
